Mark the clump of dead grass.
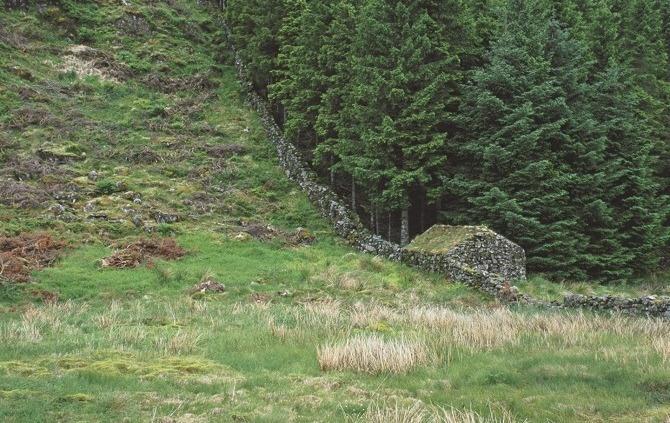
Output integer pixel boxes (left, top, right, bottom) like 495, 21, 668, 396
101, 238, 185, 268
59, 44, 131, 82
355, 400, 518, 423
0, 233, 67, 282
317, 335, 428, 374
413, 307, 521, 351
152, 330, 203, 355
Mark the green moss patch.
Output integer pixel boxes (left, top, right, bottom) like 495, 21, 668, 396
404, 225, 494, 254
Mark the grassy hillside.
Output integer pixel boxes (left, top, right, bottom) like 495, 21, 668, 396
1, 1, 670, 422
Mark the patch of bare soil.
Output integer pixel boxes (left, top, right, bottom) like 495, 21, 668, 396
189, 277, 226, 294
101, 238, 185, 268
0, 233, 67, 282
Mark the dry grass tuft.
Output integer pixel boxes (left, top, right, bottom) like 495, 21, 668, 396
355, 400, 518, 423
408, 307, 520, 351
437, 406, 518, 423
350, 302, 400, 328
153, 330, 203, 355
318, 335, 428, 374
358, 400, 428, 423
652, 337, 670, 363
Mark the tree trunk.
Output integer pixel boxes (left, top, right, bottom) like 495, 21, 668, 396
351, 177, 356, 210
388, 212, 392, 241
375, 207, 380, 235
330, 154, 335, 187
420, 194, 425, 233
400, 208, 410, 246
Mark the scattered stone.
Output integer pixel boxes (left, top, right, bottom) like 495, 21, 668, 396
205, 143, 247, 159
116, 13, 151, 36
8, 65, 34, 81
88, 170, 99, 181
277, 290, 290, 297
233, 232, 252, 242
49, 183, 82, 204
288, 227, 316, 246
250, 292, 271, 304
151, 211, 180, 224
189, 279, 226, 294
131, 214, 144, 228
48, 203, 66, 216
83, 201, 97, 213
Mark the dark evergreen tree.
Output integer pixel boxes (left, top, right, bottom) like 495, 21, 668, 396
335, 0, 465, 244
450, 1, 596, 278
226, 0, 285, 95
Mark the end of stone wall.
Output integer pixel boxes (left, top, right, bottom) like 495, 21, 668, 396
405, 225, 526, 281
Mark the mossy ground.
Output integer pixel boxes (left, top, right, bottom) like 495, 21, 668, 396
1, 1, 670, 422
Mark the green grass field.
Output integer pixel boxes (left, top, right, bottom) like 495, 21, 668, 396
1, 1, 670, 422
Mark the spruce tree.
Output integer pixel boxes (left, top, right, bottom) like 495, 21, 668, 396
226, 0, 285, 95
335, 0, 461, 244
451, 1, 594, 278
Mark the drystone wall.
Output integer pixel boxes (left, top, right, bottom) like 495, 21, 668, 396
230, 49, 531, 303
223, 19, 669, 319
563, 294, 670, 318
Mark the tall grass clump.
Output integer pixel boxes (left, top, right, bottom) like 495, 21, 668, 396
353, 400, 519, 423
317, 335, 428, 374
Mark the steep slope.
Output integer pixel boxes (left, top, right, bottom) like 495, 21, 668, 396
0, 2, 669, 422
